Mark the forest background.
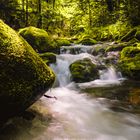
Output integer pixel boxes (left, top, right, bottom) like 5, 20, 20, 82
1, 0, 140, 41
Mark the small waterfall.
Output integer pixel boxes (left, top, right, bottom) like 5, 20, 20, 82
78, 66, 123, 88
100, 66, 122, 81
50, 56, 71, 87
50, 53, 97, 87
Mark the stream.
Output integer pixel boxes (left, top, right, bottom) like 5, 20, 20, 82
1, 43, 140, 140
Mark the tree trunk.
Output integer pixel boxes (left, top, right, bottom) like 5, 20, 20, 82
37, 0, 42, 28
22, 0, 25, 26
88, 0, 92, 28
25, 0, 28, 26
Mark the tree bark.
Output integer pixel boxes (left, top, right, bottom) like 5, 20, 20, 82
25, 0, 28, 26
22, 0, 25, 25
37, 0, 42, 28
44, 94, 57, 100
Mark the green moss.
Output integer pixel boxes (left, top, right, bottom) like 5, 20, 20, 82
0, 20, 55, 121
39, 52, 56, 65
69, 58, 99, 83
119, 46, 140, 79
55, 38, 71, 46
18, 26, 59, 53
78, 38, 97, 45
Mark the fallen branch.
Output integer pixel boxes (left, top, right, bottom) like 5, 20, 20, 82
44, 94, 57, 100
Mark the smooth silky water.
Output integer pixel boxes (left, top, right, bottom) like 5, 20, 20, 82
0, 43, 140, 140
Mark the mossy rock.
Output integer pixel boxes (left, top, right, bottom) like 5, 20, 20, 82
119, 46, 140, 79
135, 31, 140, 41
19, 26, 59, 53
69, 58, 99, 83
39, 52, 56, 65
120, 29, 137, 42
0, 20, 55, 122
55, 38, 71, 46
78, 38, 97, 45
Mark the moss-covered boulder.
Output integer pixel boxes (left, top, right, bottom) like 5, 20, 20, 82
120, 29, 137, 42
39, 52, 56, 65
19, 26, 59, 53
0, 20, 55, 121
78, 38, 97, 45
69, 58, 99, 83
119, 45, 140, 79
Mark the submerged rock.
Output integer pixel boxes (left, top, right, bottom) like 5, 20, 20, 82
69, 58, 99, 83
0, 20, 55, 122
19, 26, 59, 53
119, 45, 140, 79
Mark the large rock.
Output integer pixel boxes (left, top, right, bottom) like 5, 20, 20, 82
19, 26, 59, 53
69, 58, 99, 83
119, 45, 140, 79
0, 20, 55, 121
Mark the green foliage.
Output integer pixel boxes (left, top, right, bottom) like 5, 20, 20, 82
120, 28, 137, 42
0, 0, 140, 40
78, 38, 97, 45
0, 0, 22, 29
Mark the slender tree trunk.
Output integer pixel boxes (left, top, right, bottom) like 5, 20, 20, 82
53, 0, 55, 9
22, 0, 25, 26
88, 0, 92, 28
25, 0, 28, 26
37, 0, 42, 28
106, 0, 114, 12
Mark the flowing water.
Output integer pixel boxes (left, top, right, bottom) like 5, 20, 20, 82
1, 43, 140, 140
